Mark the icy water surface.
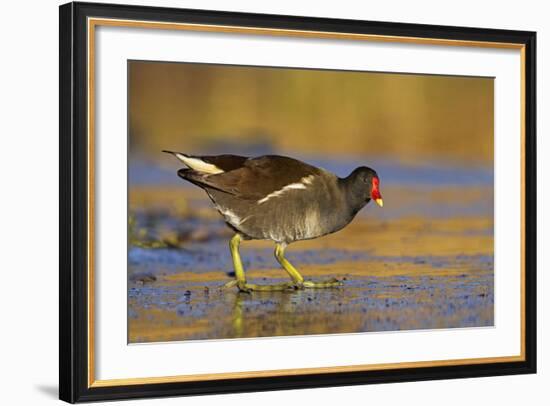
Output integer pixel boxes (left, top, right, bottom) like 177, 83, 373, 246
127, 158, 494, 343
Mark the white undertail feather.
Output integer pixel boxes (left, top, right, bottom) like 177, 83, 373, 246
175, 153, 224, 175
257, 175, 315, 204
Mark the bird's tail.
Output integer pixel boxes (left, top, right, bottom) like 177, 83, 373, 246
162, 150, 224, 174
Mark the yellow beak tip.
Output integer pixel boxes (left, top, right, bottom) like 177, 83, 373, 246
375, 198, 384, 207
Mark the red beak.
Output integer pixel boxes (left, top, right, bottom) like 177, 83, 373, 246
372, 177, 383, 207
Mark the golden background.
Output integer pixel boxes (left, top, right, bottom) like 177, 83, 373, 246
129, 61, 493, 164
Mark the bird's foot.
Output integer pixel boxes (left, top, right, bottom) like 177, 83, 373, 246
302, 278, 343, 289
224, 280, 300, 293
223, 279, 342, 291
223, 280, 239, 289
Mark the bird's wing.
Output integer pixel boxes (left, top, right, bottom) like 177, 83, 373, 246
202, 155, 322, 200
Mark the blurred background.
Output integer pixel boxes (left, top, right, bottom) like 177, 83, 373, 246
129, 61, 493, 165
127, 61, 494, 343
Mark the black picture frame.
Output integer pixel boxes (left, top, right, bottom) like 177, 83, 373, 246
59, 1, 537, 403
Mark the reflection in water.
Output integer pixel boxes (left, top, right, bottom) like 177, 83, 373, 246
128, 250, 493, 343
231, 293, 244, 337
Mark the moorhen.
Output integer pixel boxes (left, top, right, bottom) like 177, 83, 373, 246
164, 151, 383, 292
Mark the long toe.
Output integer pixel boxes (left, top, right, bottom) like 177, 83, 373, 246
303, 279, 343, 288
223, 280, 239, 289
236, 281, 297, 292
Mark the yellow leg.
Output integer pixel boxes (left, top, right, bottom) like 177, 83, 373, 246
274, 243, 304, 285
224, 234, 295, 292
229, 234, 246, 284
275, 243, 342, 289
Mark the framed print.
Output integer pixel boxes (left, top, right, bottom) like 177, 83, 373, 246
59, 1, 537, 403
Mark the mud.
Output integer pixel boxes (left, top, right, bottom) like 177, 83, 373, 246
128, 161, 494, 343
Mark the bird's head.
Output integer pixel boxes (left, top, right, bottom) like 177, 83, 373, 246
345, 166, 383, 208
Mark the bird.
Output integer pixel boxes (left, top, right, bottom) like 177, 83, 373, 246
163, 151, 383, 292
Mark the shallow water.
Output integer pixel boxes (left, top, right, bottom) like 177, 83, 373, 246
127, 157, 494, 343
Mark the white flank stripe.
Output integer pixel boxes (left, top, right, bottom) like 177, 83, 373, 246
257, 175, 315, 204
219, 207, 249, 226
302, 176, 314, 185
175, 153, 224, 174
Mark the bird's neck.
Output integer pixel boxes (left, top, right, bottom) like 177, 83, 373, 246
338, 177, 369, 218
